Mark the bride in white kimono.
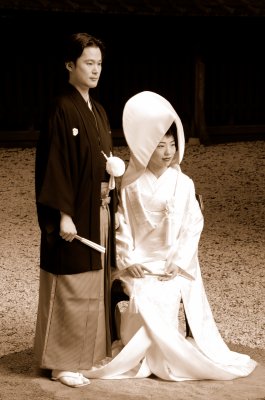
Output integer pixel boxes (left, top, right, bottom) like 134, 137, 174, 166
83, 91, 257, 382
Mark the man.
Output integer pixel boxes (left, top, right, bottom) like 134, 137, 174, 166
34, 32, 117, 388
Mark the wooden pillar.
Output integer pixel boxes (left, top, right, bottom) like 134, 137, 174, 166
193, 54, 209, 144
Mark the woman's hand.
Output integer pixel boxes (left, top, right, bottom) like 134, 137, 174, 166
127, 264, 152, 278
60, 212, 77, 242
159, 263, 179, 281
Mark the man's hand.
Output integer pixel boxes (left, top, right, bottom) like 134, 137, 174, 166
60, 212, 77, 242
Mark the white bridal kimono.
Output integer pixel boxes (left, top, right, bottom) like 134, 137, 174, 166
83, 167, 256, 381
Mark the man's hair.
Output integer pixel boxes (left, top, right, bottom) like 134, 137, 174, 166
64, 32, 105, 64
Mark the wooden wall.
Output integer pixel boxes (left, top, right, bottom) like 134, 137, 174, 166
0, 11, 264, 145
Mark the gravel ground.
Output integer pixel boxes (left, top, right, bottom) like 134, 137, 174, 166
0, 141, 265, 356
0, 140, 265, 399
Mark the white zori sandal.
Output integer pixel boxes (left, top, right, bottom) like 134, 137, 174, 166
51, 370, 90, 388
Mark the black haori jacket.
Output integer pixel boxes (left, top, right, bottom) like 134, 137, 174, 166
35, 84, 117, 275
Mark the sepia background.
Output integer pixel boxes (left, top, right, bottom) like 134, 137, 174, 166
0, 0, 265, 398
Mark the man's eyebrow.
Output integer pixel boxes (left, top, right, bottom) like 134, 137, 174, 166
83, 57, 102, 62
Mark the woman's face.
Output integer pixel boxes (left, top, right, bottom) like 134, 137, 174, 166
148, 134, 176, 173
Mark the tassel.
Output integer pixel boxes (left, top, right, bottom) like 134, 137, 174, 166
108, 175, 115, 190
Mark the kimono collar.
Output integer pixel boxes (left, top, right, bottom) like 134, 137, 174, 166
121, 91, 185, 188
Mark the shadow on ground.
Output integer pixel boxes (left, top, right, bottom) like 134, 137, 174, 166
1, 344, 265, 400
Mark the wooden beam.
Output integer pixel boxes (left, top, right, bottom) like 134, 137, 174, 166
193, 54, 209, 144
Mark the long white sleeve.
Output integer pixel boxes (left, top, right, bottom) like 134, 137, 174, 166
166, 178, 204, 276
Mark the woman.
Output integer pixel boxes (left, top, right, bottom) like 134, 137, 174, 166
83, 91, 257, 381
34, 32, 122, 388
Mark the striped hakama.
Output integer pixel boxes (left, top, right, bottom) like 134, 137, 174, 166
34, 183, 111, 371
